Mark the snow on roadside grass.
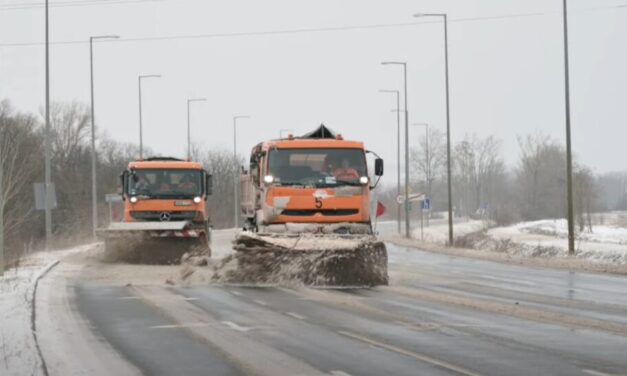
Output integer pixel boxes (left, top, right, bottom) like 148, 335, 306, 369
0, 244, 94, 376
487, 219, 627, 264
410, 219, 491, 245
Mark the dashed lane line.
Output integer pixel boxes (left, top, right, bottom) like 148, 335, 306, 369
286, 312, 306, 320
338, 330, 483, 376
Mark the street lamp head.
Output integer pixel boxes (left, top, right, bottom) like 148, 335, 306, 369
413, 12, 446, 18
188, 98, 207, 103
381, 61, 406, 66
90, 35, 120, 41
234, 115, 250, 120
139, 74, 161, 79
379, 89, 399, 94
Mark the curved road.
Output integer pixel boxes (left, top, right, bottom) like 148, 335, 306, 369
36, 230, 627, 376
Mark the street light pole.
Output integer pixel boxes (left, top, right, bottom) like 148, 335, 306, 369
89, 35, 119, 240
414, 12, 453, 246
382, 62, 410, 238
233, 115, 250, 229
186, 98, 207, 160
44, 0, 52, 250
138, 74, 161, 159
379, 89, 402, 235
562, 0, 575, 255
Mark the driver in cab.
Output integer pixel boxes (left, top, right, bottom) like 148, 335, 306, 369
332, 158, 359, 181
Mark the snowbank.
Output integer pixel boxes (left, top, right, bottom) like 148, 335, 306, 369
0, 245, 93, 376
488, 218, 627, 264
410, 218, 491, 245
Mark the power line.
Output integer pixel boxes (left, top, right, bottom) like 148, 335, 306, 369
0, 4, 625, 48
0, 0, 169, 10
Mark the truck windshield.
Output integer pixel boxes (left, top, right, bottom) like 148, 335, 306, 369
267, 148, 367, 187
128, 169, 202, 198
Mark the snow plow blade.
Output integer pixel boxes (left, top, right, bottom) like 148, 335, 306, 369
96, 221, 210, 264
212, 232, 388, 287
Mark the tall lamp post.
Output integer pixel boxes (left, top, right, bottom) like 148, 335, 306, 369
44, 0, 52, 250
411, 123, 429, 238
414, 12, 453, 245
186, 98, 207, 160
562, 0, 575, 255
382, 62, 410, 238
379, 89, 402, 235
89, 35, 119, 240
233, 115, 250, 228
138, 74, 161, 159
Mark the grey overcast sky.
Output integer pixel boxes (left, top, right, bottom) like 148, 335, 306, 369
1, 0, 626, 185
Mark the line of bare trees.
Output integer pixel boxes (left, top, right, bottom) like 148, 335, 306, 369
0, 99, 243, 265
382, 130, 605, 229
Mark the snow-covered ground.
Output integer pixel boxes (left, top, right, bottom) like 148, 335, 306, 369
0, 245, 94, 376
410, 218, 491, 244
488, 218, 627, 264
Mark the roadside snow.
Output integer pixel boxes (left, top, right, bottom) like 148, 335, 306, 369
0, 244, 93, 376
488, 218, 627, 264
410, 218, 491, 244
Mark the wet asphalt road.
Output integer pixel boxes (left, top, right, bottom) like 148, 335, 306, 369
64, 238, 627, 376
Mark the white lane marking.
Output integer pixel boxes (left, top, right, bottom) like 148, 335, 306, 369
286, 312, 306, 320
479, 274, 537, 286
150, 322, 211, 329
118, 296, 140, 300
253, 299, 268, 306
338, 331, 483, 376
230, 290, 243, 296
330, 371, 352, 376
222, 321, 252, 332
183, 297, 199, 301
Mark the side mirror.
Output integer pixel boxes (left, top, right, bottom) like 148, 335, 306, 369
205, 174, 213, 196
119, 171, 127, 200
375, 158, 384, 176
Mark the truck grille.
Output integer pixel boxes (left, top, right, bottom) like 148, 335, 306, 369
280, 209, 359, 217
130, 211, 197, 221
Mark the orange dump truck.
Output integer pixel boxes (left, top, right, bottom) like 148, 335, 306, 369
98, 157, 213, 263
231, 125, 388, 286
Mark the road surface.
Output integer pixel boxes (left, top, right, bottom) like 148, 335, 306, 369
35, 228, 627, 376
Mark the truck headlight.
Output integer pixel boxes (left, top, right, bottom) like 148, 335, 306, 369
264, 175, 274, 184
193, 196, 202, 203
360, 176, 369, 185
129, 196, 138, 203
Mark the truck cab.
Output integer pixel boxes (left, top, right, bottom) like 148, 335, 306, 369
241, 126, 383, 234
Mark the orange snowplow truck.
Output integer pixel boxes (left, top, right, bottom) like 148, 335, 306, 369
98, 157, 213, 259
240, 125, 384, 233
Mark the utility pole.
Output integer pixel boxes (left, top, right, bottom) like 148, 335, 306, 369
414, 12, 453, 245
138, 74, 161, 159
0, 126, 3, 275
382, 62, 410, 238
563, 0, 576, 255
44, 0, 52, 250
233, 115, 250, 229
89, 35, 119, 240
186, 98, 206, 160
379, 89, 402, 235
